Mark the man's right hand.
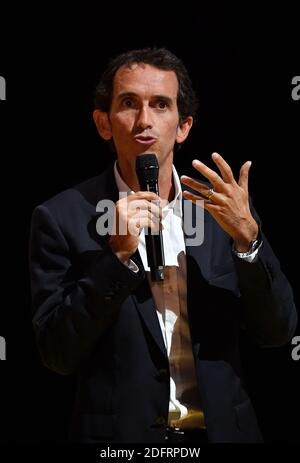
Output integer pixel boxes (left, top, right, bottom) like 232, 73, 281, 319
108, 191, 162, 264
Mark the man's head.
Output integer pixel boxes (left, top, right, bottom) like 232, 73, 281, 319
93, 48, 198, 167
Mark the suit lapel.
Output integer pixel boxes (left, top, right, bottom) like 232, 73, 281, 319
131, 252, 168, 358
132, 292, 168, 359
184, 201, 212, 280
184, 201, 240, 294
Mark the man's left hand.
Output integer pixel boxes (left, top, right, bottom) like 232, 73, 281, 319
181, 152, 258, 252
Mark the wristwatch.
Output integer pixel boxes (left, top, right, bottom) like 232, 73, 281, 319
232, 227, 262, 258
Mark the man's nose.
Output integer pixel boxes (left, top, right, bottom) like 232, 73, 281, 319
136, 105, 153, 130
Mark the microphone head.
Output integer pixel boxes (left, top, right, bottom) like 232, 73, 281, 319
136, 154, 159, 188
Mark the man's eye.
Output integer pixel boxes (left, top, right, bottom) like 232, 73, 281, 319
123, 98, 134, 107
157, 101, 168, 109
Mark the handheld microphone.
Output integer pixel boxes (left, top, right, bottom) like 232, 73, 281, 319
136, 154, 165, 281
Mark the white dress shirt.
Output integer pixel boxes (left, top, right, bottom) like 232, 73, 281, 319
114, 161, 204, 426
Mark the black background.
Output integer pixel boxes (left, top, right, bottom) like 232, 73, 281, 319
0, 1, 299, 444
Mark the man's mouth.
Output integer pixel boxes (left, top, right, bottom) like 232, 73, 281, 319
134, 136, 157, 145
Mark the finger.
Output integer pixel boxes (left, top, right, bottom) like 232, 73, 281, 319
191, 159, 224, 188
132, 210, 161, 227
133, 191, 161, 205
238, 161, 251, 192
182, 187, 224, 204
129, 199, 162, 219
128, 216, 142, 236
137, 217, 162, 234
128, 216, 160, 236
183, 190, 212, 205
211, 152, 235, 183
183, 191, 220, 213
147, 200, 163, 219
135, 191, 161, 200
124, 191, 160, 207
131, 209, 152, 219
181, 175, 211, 198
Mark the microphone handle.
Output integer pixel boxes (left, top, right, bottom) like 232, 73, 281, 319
145, 180, 165, 281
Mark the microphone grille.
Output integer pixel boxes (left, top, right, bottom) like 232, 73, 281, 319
136, 154, 159, 184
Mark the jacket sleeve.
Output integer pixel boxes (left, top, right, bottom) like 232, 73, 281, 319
232, 207, 298, 347
29, 204, 145, 375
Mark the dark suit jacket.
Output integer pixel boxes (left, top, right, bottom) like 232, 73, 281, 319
29, 163, 297, 443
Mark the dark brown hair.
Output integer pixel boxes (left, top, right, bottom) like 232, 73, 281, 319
94, 47, 198, 124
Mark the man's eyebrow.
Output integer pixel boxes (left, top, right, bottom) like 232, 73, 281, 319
152, 94, 174, 105
116, 91, 137, 100
116, 92, 175, 104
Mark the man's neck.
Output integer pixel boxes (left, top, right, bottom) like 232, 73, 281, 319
117, 157, 175, 202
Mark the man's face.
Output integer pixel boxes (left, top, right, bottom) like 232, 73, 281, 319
96, 63, 191, 165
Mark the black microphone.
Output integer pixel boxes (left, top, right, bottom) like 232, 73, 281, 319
136, 154, 165, 281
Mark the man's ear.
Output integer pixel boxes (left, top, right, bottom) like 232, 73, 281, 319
176, 116, 193, 144
93, 110, 112, 140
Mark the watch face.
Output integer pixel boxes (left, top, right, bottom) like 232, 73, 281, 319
251, 239, 257, 249
251, 239, 260, 251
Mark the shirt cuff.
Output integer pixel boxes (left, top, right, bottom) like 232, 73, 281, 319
123, 258, 140, 273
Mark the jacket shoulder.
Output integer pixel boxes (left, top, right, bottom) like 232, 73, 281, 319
32, 164, 117, 227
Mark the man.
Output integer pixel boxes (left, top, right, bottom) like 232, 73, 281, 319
29, 48, 297, 443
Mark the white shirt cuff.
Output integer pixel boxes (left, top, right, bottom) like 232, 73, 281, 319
123, 259, 139, 273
